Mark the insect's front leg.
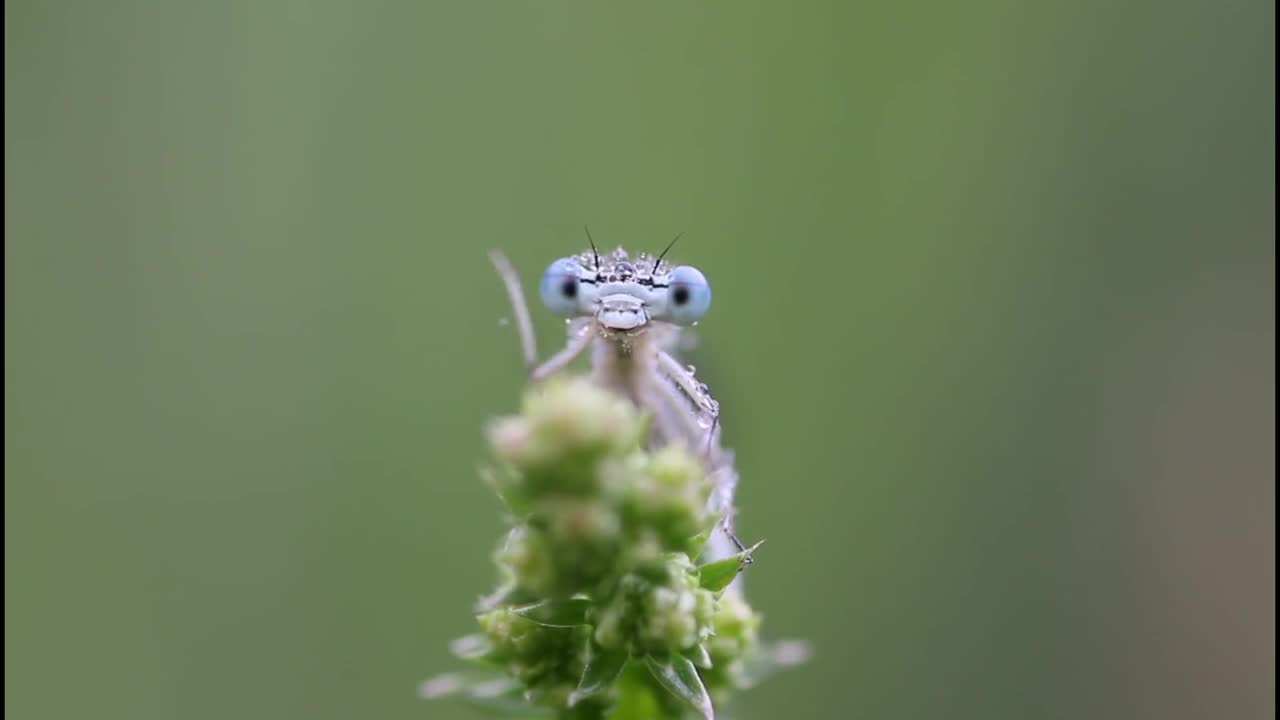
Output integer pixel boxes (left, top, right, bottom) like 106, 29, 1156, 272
488, 251, 539, 370
490, 250, 596, 380
530, 322, 595, 381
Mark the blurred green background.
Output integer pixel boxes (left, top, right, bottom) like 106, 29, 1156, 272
5, 1, 1274, 718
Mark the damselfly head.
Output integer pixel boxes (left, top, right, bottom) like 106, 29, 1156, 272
538, 245, 711, 331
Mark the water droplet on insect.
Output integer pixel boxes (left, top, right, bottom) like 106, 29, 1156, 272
687, 365, 697, 375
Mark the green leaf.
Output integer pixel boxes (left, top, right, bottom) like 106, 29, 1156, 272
481, 464, 531, 517
568, 642, 629, 706
687, 528, 712, 558
643, 654, 714, 720
698, 540, 765, 592
512, 597, 592, 627
686, 643, 712, 669
604, 665, 665, 720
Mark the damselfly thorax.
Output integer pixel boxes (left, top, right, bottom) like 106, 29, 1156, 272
489, 241, 744, 576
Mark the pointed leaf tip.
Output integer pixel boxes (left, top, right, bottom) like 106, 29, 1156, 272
698, 540, 765, 592
568, 643, 628, 707
512, 597, 592, 627
687, 643, 713, 669
643, 654, 714, 720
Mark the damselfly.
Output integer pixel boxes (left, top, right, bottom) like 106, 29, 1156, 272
489, 232, 746, 576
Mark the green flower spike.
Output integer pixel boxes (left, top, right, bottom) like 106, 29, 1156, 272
423, 377, 807, 719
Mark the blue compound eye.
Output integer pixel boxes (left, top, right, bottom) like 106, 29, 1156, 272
665, 265, 711, 324
539, 259, 584, 317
